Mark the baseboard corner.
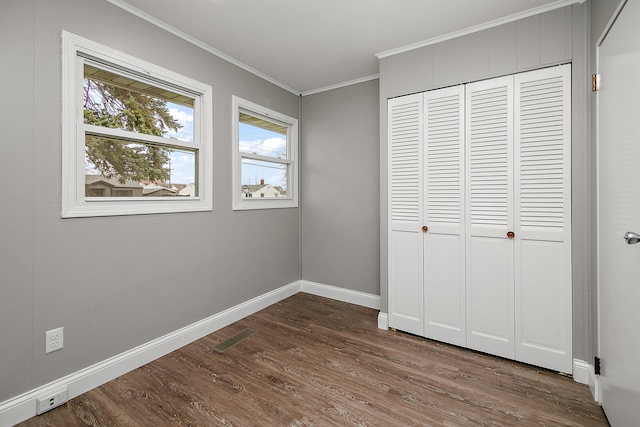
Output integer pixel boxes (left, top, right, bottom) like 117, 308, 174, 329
378, 312, 389, 330
588, 362, 601, 403
573, 358, 600, 403
573, 358, 590, 385
299, 280, 380, 310
0, 281, 300, 427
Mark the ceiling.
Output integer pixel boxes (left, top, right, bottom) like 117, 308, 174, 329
110, 0, 581, 95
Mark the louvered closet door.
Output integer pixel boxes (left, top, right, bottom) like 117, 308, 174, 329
388, 94, 424, 336
514, 65, 572, 373
465, 76, 515, 359
423, 86, 466, 346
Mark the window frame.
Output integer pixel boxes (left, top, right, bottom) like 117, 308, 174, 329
232, 95, 299, 210
61, 31, 213, 218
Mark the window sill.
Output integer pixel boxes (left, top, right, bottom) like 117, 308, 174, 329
62, 198, 212, 218
232, 199, 298, 211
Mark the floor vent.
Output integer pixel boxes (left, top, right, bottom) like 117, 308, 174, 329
213, 328, 256, 353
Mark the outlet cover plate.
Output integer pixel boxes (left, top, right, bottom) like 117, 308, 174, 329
36, 386, 68, 415
45, 327, 64, 354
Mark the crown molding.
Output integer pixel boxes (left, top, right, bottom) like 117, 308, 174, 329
376, 0, 585, 59
106, 0, 300, 95
301, 74, 380, 97
107, 0, 585, 97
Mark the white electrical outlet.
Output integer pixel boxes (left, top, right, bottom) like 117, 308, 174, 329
45, 327, 64, 354
36, 386, 68, 415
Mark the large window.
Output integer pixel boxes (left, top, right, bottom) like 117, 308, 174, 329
232, 96, 298, 210
61, 31, 213, 218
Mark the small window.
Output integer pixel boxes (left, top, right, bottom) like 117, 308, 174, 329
232, 96, 298, 210
61, 31, 213, 218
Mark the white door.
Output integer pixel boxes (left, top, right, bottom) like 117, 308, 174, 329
514, 65, 572, 373
388, 94, 424, 336
465, 76, 515, 359
423, 86, 466, 346
598, 0, 640, 424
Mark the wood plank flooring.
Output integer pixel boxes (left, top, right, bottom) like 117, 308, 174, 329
17, 293, 608, 426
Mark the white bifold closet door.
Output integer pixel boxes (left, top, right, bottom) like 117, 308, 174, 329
513, 65, 572, 373
465, 65, 572, 372
388, 65, 571, 374
465, 75, 516, 359
423, 86, 466, 347
388, 93, 424, 336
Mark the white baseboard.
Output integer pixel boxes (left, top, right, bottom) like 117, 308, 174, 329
572, 358, 600, 403
377, 312, 389, 330
0, 280, 382, 426
573, 359, 590, 384
299, 280, 381, 310
0, 282, 300, 427
588, 363, 601, 403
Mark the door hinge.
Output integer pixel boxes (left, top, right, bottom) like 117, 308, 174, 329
592, 74, 601, 92
594, 356, 601, 375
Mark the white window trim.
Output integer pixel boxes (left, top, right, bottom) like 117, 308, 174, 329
232, 95, 299, 210
61, 31, 213, 218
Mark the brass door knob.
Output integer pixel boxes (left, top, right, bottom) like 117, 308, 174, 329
507, 231, 515, 238
422, 226, 428, 232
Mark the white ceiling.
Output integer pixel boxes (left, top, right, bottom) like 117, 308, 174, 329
110, 0, 581, 95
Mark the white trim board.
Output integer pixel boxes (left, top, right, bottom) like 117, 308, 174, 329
300, 74, 380, 97
589, 364, 601, 403
1, 281, 597, 425
377, 312, 389, 330
105, 0, 299, 95
0, 283, 298, 426
299, 280, 381, 310
0, 281, 381, 426
573, 358, 590, 385
375, 0, 585, 59
572, 359, 600, 403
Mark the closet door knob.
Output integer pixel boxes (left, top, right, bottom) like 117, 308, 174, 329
422, 226, 429, 232
507, 231, 515, 238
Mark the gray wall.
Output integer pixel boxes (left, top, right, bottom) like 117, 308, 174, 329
301, 80, 380, 294
379, 4, 595, 363
0, 0, 300, 403
1, 0, 619, 409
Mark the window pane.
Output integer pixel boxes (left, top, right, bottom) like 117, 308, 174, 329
239, 114, 287, 158
83, 64, 195, 143
241, 158, 287, 198
85, 134, 198, 198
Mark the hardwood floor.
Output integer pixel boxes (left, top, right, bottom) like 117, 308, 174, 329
17, 293, 608, 426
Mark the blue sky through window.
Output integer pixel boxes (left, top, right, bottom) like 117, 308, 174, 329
162, 104, 288, 189
239, 122, 287, 188
164, 102, 195, 185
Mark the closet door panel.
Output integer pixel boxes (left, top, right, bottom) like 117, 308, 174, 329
465, 76, 515, 358
388, 94, 424, 336
514, 64, 572, 373
423, 86, 466, 346
425, 233, 465, 344
386, 67, 572, 372
517, 240, 569, 367
389, 230, 424, 335
467, 235, 514, 358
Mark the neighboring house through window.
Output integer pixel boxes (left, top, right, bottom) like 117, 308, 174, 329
61, 31, 213, 218
232, 96, 298, 210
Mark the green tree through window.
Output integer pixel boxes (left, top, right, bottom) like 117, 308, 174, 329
83, 64, 188, 184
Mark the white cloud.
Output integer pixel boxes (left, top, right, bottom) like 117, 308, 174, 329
168, 152, 195, 184
239, 139, 260, 152
239, 137, 286, 157
171, 153, 194, 168
263, 137, 286, 152
164, 106, 194, 142
169, 107, 194, 123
